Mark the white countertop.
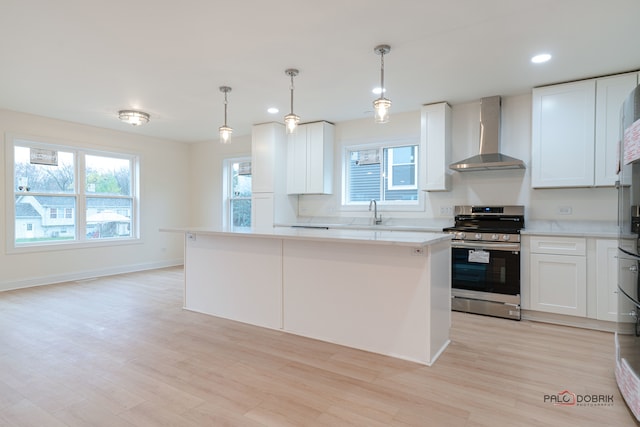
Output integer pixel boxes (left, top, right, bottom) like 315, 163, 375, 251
521, 220, 618, 238
161, 226, 452, 247
276, 216, 452, 233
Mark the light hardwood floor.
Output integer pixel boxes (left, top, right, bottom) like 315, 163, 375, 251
0, 266, 637, 426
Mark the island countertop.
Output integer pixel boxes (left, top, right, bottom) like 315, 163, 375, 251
161, 226, 452, 247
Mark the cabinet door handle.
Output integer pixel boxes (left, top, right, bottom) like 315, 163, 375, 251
630, 265, 638, 273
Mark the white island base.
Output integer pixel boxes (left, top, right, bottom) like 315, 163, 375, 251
180, 228, 451, 366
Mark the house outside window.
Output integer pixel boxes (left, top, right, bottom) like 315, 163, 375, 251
8, 137, 138, 250
344, 141, 419, 207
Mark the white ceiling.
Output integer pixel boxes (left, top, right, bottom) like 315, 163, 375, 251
1, 0, 638, 143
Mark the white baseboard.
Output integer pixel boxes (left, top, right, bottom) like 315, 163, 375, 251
0, 259, 184, 292
522, 309, 617, 332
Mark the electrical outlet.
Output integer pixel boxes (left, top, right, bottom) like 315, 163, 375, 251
439, 206, 453, 216
558, 206, 573, 215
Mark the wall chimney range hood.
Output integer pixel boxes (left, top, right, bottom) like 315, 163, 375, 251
449, 96, 525, 171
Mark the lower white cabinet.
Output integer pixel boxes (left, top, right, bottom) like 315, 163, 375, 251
595, 239, 618, 322
529, 236, 587, 316
251, 193, 274, 232
528, 236, 623, 322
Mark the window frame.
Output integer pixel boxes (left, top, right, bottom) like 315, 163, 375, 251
341, 138, 424, 212
5, 134, 140, 253
222, 156, 252, 231
386, 145, 418, 191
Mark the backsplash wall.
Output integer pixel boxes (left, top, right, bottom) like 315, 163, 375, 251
298, 93, 617, 223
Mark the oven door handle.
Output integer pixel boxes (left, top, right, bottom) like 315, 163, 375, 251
451, 241, 520, 252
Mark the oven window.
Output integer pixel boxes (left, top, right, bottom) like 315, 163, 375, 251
451, 248, 520, 295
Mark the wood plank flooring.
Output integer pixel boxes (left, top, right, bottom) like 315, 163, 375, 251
0, 266, 637, 426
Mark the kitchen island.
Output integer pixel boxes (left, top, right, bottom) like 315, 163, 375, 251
163, 227, 452, 366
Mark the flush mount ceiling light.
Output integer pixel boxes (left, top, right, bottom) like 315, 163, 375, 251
373, 44, 391, 124
118, 110, 150, 126
218, 86, 233, 144
284, 68, 300, 134
531, 53, 552, 64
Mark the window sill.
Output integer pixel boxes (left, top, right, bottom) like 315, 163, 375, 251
7, 237, 143, 255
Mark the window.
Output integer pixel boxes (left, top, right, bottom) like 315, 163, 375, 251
344, 142, 419, 206
224, 157, 252, 230
8, 137, 138, 249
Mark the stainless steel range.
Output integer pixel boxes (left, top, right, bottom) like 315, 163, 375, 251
443, 205, 524, 320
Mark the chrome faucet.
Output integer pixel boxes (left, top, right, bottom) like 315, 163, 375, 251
369, 199, 382, 225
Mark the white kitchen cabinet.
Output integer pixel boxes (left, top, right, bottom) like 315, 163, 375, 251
251, 122, 285, 193
251, 193, 275, 232
531, 72, 638, 188
595, 72, 639, 186
286, 121, 334, 195
251, 122, 297, 230
532, 80, 596, 188
529, 236, 587, 316
595, 239, 619, 322
419, 102, 451, 192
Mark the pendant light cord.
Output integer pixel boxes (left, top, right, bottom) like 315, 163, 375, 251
223, 91, 228, 126
289, 73, 295, 115
379, 51, 385, 96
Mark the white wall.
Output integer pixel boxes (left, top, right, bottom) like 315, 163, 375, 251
298, 94, 617, 223
188, 134, 252, 228
0, 109, 191, 291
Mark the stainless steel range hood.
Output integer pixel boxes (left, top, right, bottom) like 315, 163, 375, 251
449, 96, 525, 171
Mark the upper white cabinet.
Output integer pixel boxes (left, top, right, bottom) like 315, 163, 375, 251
532, 72, 639, 188
286, 121, 334, 195
252, 122, 286, 194
419, 102, 451, 192
532, 80, 596, 188
595, 73, 639, 186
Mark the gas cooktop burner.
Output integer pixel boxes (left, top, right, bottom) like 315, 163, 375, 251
444, 205, 525, 235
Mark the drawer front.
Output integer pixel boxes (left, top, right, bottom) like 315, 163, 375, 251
530, 236, 586, 256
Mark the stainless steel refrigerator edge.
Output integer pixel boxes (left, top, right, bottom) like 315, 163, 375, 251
616, 84, 640, 421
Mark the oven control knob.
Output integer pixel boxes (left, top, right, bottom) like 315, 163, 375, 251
458, 232, 466, 239
502, 234, 510, 241
474, 233, 482, 240
491, 234, 499, 240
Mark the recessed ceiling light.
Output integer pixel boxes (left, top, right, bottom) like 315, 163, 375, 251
267, 107, 279, 114
531, 53, 552, 64
372, 87, 386, 95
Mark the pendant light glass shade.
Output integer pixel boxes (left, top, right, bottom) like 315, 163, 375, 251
373, 44, 391, 124
219, 125, 232, 144
219, 86, 233, 144
284, 69, 300, 134
284, 113, 300, 134
373, 98, 391, 123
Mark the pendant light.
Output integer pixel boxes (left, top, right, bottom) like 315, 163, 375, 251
284, 68, 300, 134
218, 86, 233, 144
373, 44, 391, 124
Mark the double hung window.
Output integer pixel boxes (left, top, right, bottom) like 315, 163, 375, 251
224, 157, 252, 230
8, 137, 138, 249
344, 142, 419, 206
